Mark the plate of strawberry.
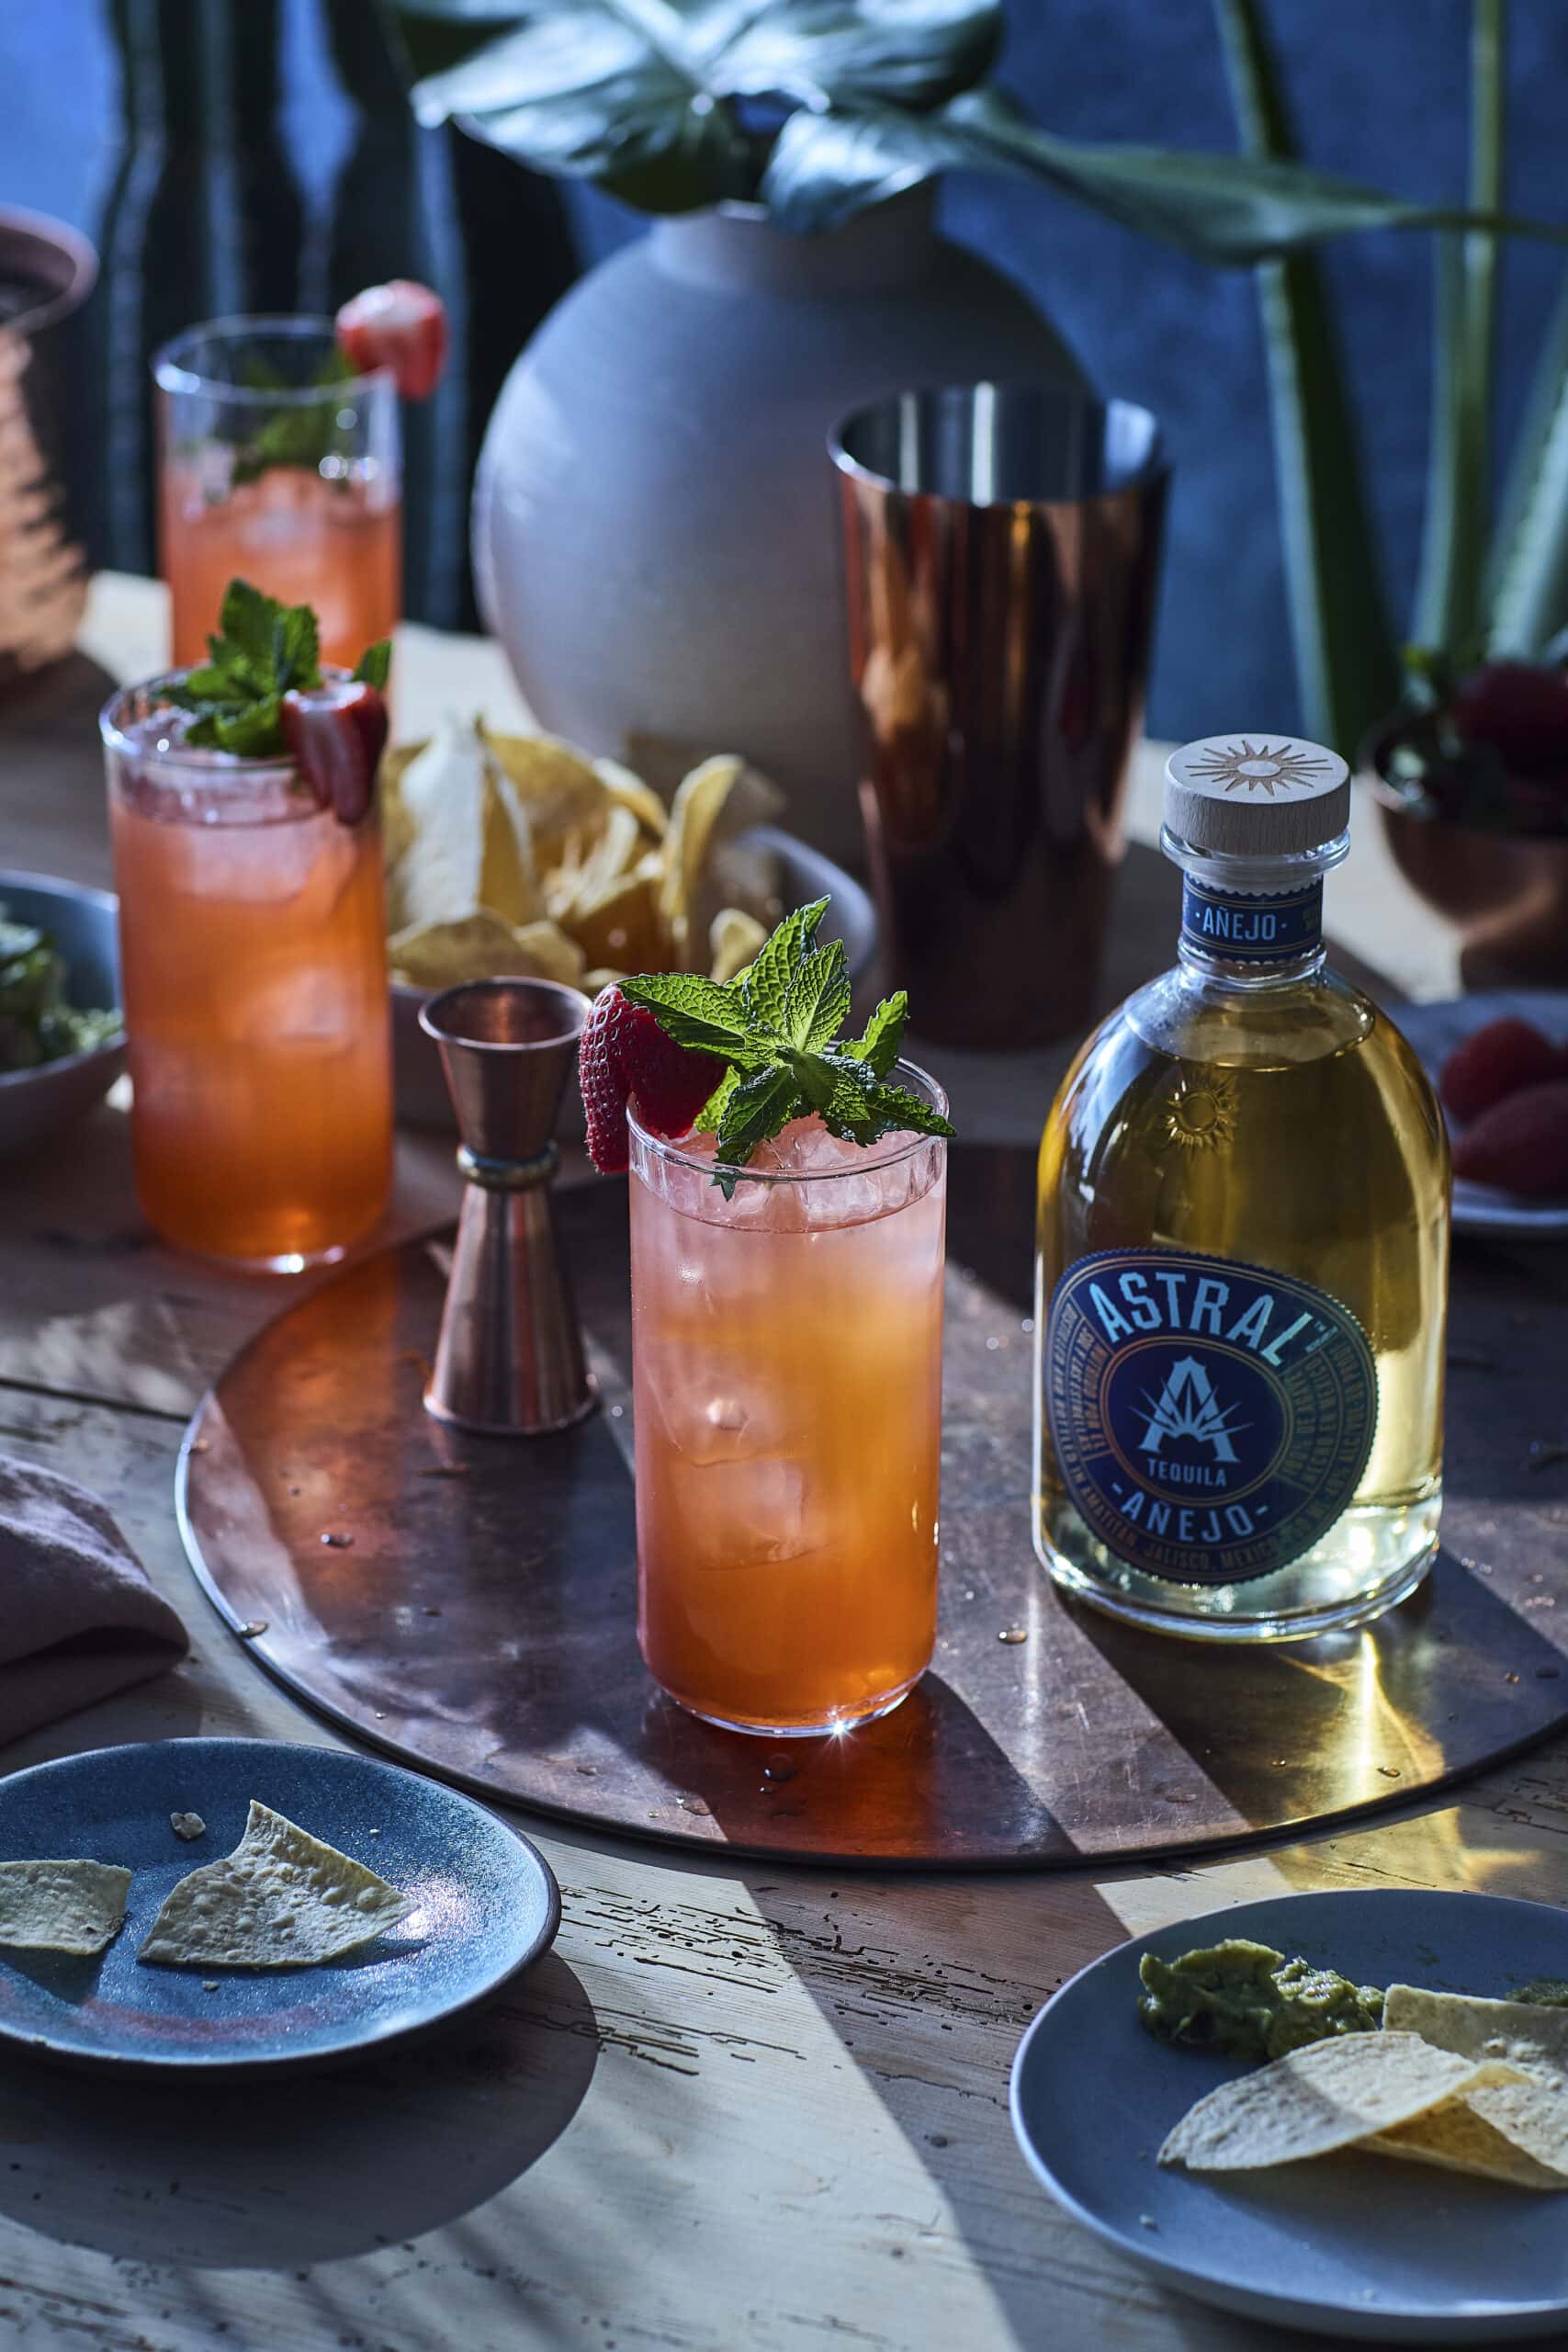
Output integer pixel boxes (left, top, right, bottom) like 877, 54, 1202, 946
1398, 993, 1568, 1234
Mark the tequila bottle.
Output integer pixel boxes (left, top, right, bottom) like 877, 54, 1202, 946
1033, 735, 1450, 1640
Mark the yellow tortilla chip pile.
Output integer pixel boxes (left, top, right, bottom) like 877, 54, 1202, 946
382, 716, 782, 998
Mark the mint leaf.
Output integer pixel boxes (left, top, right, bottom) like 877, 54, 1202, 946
846, 992, 908, 1080
621, 894, 953, 1185
621, 970, 754, 1059
714, 1064, 800, 1187
354, 639, 392, 691
170, 578, 386, 762
220, 579, 282, 672
860, 1080, 954, 1141
692, 1066, 740, 1134
276, 601, 321, 694
231, 345, 358, 489
741, 897, 827, 1035
782, 939, 851, 1051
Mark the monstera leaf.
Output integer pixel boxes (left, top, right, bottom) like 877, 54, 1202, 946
396, 0, 1003, 212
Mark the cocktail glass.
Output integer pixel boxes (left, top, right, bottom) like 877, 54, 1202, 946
100, 675, 393, 1271
628, 1069, 948, 1736
154, 317, 400, 672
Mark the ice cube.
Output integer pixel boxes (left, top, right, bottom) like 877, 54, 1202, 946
696, 1459, 818, 1566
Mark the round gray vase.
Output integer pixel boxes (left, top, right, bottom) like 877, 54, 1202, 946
473, 187, 1085, 867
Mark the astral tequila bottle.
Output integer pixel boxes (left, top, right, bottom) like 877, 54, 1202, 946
1033, 735, 1450, 1640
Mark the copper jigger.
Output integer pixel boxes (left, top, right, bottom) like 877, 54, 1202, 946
419, 979, 596, 1436
830, 384, 1169, 1049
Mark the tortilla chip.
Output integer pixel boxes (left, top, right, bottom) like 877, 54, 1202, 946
389, 714, 543, 933
564, 868, 663, 972
1368, 2095, 1568, 2189
480, 725, 608, 859
1378, 1984, 1568, 2185
593, 754, 668, 839
0, 1859, 131, 1955
138, 1799, 412, 1968
509, 921, 587, 989
1158, 2031, 1523, 2172
389, 911, 582, 991
548, 804, 645, 925
710, 906, 767, 985
660, 755, 784, 970
378, 741, 420, 874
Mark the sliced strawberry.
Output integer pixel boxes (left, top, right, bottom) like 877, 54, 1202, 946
280, 679, 389, 826
1452, 660, 1568, 783
1451, 1077, 1568, 1196
1440, 1016, 1568, 1123
335, 280, 448, 401
580, 985, 720, 1174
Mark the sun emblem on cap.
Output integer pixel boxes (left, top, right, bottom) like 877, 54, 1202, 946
1188, 740, 1333, 796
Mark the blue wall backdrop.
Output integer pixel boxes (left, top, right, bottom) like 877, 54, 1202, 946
4, 0, 1566, 741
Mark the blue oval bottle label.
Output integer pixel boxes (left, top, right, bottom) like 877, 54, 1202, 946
1044, 1249, 1378, 1587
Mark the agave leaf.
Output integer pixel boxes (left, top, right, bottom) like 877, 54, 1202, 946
1210, 0, 1399, 753
1413, 0, 1505, 658
1484, 267, 1568, 653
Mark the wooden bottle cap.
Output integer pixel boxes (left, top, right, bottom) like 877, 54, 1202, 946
1165, 735, 1351, 855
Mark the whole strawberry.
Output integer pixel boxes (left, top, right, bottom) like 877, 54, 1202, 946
1440, 1016, 1568, 1125
1451, 1078, 1568, 1197
580, 985, 720, 1174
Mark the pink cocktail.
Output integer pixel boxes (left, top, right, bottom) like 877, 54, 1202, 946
629, 1081, 948, 1736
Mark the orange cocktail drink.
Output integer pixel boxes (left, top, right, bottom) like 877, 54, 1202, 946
101, 678, 392, 1270
155, 318, 400, 671
628, 1080, 948, 1736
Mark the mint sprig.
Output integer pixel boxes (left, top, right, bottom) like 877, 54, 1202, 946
164, 578, 389, 757
621, 897, 953, 1193
231, 344, 358, 489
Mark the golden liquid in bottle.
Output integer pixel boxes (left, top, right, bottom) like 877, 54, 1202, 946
1034, 968, 1449, 1639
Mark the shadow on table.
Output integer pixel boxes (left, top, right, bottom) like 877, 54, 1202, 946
0, 1948, 597, 2267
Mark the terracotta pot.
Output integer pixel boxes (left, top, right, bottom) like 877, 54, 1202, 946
1366, 771, 1568, 988
0, 208, 96, 697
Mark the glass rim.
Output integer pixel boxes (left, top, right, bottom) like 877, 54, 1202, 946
152, 314, 395, 405
628, 1057, 949, 1184
97, 668, 351, 775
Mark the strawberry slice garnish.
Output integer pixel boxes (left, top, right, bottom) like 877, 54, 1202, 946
580, 985, 720, 1174
280, 679, 389, 827
335, 280, 448, 401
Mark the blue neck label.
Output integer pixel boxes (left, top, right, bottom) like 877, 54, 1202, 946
1181, 876, 1323, 964
1044, 1248, 1377, 1587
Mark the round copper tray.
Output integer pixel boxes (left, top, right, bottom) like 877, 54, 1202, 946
176, 1147, 1568, 1867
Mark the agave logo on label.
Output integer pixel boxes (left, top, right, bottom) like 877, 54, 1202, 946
1044, 1249, 1378, 1587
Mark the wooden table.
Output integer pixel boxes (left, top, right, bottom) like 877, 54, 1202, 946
2, 594, 1564, 2352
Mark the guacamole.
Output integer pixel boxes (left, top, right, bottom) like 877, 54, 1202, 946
1138, 1938, 1385, 2062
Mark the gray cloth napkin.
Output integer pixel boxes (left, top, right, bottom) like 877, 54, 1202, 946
0, 1453, 188, 1743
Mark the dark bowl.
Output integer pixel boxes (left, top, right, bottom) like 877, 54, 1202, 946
1363, 764, 1568, 989
391, 824, 878, 1131
0, 870, 125, 1158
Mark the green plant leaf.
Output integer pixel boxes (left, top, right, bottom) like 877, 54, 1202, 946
1413, 0, 1505, 661
781, 938, 851, 1050
1484, 267, 1568, 653
1211, 0, 1400, 752
398, 0, 1001, 212
761, 81, 1567, 260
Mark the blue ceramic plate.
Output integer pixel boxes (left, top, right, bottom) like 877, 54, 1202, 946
0, 1739, 559, 2074
1396, 992, 1568, 1239
1011, 1888, 1568, 2344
